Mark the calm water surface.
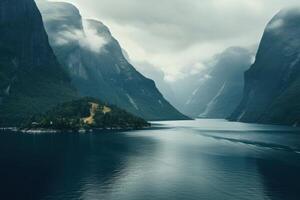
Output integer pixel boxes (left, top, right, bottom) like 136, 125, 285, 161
1, 119, 300, 200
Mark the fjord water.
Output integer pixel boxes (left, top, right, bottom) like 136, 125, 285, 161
1, 120, 300, 200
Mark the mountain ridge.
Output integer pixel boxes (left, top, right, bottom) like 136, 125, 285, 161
229, 7, 300, 126
0, 0, 77, 126
182, 47, 253, 118
37, 1, 188, 121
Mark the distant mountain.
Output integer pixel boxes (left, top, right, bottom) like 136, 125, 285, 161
0, 0, 76, 126
183, 47, 253, 118
168, 73, 207, 114
37, 1, 188, 121
230, 8, 300, 126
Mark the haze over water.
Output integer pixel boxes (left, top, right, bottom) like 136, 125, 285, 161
1, 119, 300, 200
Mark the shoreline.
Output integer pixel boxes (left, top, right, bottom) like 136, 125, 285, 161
0, 126, 152, 134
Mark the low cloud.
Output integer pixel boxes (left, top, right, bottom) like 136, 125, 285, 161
81, 20, 108, 53
53, 21, 108, 53
48, 0, 300, 81
267, 19, 285, 31
266, 6, 300, 33
37, 0, 108, 53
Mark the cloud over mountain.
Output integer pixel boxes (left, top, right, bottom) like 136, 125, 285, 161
48, 0, 300, 81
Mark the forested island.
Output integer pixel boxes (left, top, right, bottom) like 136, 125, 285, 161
20, 98, 150, 132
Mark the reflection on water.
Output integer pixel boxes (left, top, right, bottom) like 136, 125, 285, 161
1, 119, 300, 200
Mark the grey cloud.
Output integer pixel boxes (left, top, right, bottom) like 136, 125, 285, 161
56, 0, 299, 46
48, 0, 300, 81
38, 1, 109, 54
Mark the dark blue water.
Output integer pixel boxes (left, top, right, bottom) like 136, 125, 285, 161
1, 119, 300, 200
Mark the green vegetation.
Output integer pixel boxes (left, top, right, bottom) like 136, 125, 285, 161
0, 0, 77, 127
21, 97, 150, 131
0, 72, 76, 127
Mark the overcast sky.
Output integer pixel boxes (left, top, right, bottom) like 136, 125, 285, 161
50, 0, 300, 82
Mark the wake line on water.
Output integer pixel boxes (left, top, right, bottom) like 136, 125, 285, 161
193, 129, 300, 134
198, 133, 300, 154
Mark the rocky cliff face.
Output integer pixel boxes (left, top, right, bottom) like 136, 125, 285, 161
230, 8, 300, 126
183, 47, 253, 118
129, 60, 180, 111
38, 1, 188, 120
0, 0, 76, 125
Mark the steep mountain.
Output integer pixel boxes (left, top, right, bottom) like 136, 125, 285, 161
183, 47, 253, 118
230, 8, 300, 126
131, 60, 180, 109
0, 0, 76, 126
169, 73, 208, 114
37, 1, 188, 121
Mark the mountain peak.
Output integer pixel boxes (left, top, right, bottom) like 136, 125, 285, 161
85, 19, 112, 37
230, 6, 300, 125
266, 7, 300, 33
38, 1, 188, 120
